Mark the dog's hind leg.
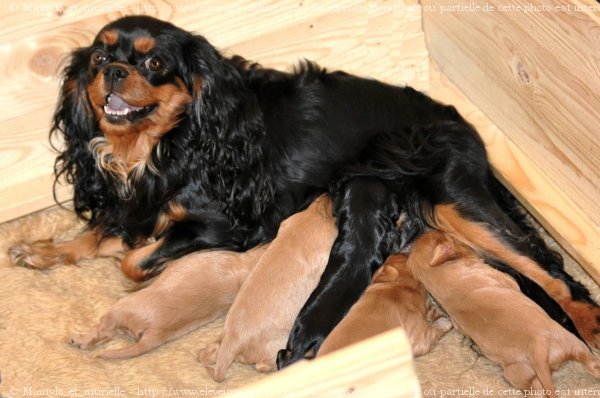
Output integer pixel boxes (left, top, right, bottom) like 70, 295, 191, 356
278, 177, 400, 367
432, 194, 600, 348
410, 122, 599, 346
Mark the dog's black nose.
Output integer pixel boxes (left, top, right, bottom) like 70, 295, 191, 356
104, 65, 129, 82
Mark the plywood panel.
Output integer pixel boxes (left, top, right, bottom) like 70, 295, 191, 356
429, 61, 600, 283
421, 0, 600, 229
0, 0, 427, 223
229, 328, 420, 398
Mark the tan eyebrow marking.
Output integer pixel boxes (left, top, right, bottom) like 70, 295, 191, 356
98, 29, 119, 45
134, 36, 156, 54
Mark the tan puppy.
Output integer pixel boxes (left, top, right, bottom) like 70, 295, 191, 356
199, 194, 337, 381
408, 231, 600, 397
70, 245, 267, 359
318, 254, 452, 357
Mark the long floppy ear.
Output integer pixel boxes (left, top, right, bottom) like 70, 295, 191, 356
51, 47, 109, 224
180, 35, 273, 225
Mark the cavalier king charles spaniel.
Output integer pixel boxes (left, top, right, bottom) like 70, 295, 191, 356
9, 15, 600, 365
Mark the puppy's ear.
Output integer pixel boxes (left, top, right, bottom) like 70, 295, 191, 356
373, 265, 400, 283
51, 47, 108, 221
430, 242, 457, 266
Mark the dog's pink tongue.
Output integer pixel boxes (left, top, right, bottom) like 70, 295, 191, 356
107, 94, 128, 111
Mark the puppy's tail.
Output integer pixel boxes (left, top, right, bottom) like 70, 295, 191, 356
212, 334, 239, 382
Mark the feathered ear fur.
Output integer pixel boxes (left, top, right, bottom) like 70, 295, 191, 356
51, 47, 110, 225
181, 36, 274, 230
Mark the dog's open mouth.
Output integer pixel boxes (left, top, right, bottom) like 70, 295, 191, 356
103, 93, 156, 123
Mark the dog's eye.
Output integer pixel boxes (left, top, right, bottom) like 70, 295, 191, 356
90, 50, 108, 66
144, 57, 163, 72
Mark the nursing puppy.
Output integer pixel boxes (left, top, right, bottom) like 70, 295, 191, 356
318, 254, 452, 357
70, 245, 267, 359
408, 231, 600, 397
199, 194, 336, 381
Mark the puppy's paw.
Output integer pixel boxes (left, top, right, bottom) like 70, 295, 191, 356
198, 342, 220, 366
584, 357, 600, 379
69, 332, 98, 350
255, 358, 276, 373
426, 305, 446, 322
566, 300, 600, 349
433, 316, 453, 333
9, 240, 69, 269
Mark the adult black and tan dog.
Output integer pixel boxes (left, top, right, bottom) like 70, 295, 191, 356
10, 16, 599, 365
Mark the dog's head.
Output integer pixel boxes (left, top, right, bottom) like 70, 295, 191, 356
84, 17, 194, 140
52, 16, 267, 221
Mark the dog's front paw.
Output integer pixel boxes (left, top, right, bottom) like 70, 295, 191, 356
9, 240, 68, 269
276, 322, 323, 369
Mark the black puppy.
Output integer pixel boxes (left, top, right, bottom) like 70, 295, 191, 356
9, 16, 598, 363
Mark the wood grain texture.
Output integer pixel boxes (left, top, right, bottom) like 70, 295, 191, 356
428, 60, 600, 283
0, 0, 427, 223
421, 0, 600, 230
228, 328, 420, 398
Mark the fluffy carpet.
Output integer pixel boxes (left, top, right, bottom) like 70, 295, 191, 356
0, 205, 599, 397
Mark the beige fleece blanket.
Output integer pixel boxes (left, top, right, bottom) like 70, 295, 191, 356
0, 205, 599, 397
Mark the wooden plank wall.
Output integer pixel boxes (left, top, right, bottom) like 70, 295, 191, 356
422, 0, 600, 280
0, 0, 427, 223
230, 328, 421, 398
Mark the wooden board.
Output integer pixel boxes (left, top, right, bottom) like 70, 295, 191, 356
228, 328, 420, 398
421, 0, 600, 275
0, 0, 427, 223
428, 60, 600, 283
